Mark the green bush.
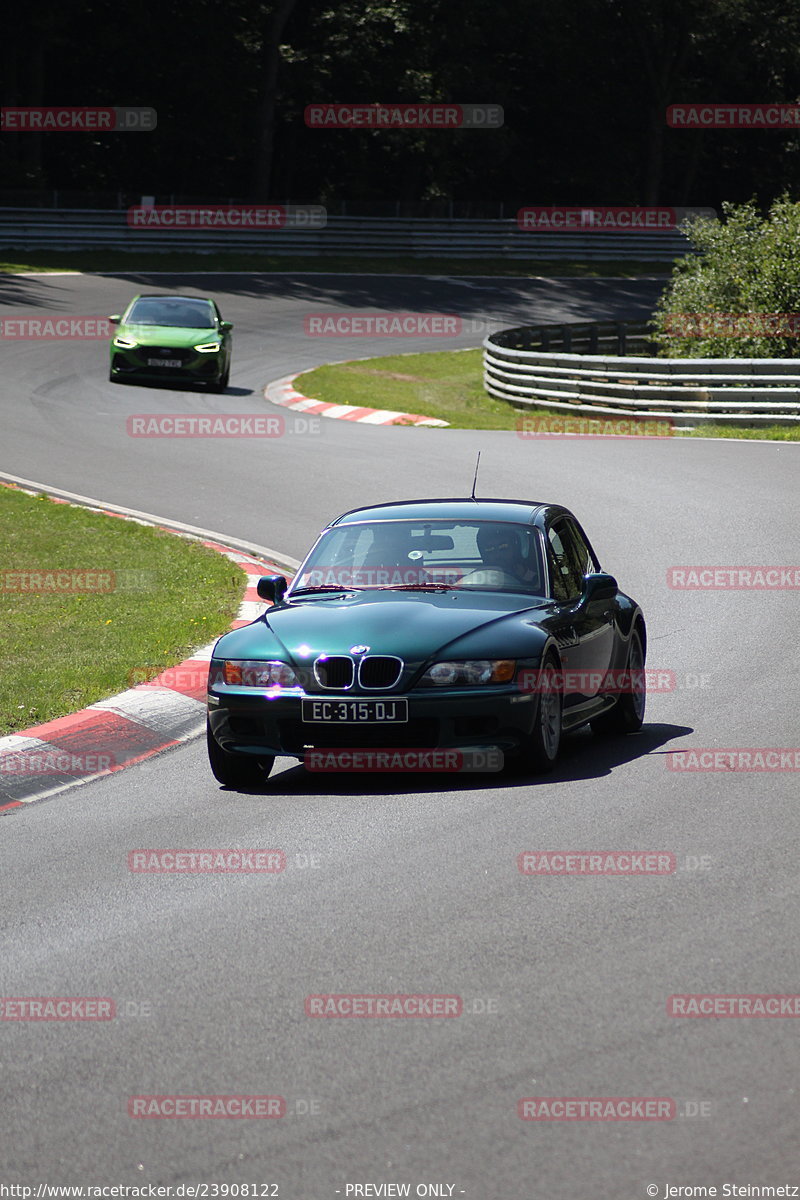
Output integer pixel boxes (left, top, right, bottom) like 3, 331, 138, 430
653, 197, 800, 358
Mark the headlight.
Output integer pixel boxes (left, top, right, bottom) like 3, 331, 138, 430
113, 335, 138, 349
421, 659, 516, 686
222, 660, 298, 688
194, 341, 221, 352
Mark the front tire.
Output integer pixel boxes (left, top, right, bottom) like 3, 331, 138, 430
206, 721, 274, 788
590, 627, 646, 735
515, 649, 562, 774
210, 364, 230, 393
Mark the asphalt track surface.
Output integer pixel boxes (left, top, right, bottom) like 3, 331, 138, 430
1, 272, 799, 1197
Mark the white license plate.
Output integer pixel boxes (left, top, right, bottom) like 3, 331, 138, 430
301, 698, 408, 723
147, 357, 182, 368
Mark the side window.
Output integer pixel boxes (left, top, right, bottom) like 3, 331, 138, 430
547, 523, 584, 601
562, 518, 595, 579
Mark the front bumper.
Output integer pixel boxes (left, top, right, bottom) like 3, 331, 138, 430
207, 684, 539, 760
110, 347, 224, 384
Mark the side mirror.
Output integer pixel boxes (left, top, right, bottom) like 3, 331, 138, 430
219, 321, 233, 331
257, 574, 288, 603
582, 572, 618, 603
108, 314, 121, 324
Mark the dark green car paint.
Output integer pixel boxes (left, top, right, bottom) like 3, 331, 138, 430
206, 499, 647, 770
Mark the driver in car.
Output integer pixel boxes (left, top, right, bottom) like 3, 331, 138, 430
470, 524, 540, 587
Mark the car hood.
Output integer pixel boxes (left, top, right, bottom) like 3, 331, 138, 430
215, 590, 552, 664
118, 324, 220, 348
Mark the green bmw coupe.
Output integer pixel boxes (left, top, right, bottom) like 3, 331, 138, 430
207, 498, 648, 787
108, 293, 232, 391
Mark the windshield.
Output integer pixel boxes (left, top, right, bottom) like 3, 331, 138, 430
291, 519, 547, 596
125, 297, 216, 328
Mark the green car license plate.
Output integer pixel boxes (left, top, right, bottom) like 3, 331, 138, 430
147, 357, 182, 367
302, 698, 408, 723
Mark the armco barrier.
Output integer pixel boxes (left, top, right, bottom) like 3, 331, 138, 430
483, 321, 800, 426
0, 208, 692, 260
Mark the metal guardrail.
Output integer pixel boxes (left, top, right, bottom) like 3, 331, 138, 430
0, 208, 693, 260
483, 321, 800, 426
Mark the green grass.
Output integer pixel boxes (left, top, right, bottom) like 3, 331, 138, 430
295, 348, 800, 440
680, 422, 800, 440
0, 251, 674, 277
0, 486, 244, 734
297, 349, 526, 429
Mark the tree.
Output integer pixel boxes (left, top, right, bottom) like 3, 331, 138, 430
653, 198, 800, 357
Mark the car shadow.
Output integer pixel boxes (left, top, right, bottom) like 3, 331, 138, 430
110, 377, 239, 394
213, 722, 693, 798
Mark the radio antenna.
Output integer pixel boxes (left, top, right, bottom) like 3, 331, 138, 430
470, 451, 481, 500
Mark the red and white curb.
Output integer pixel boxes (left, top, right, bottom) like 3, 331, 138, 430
0, 482, 293, 811
266, 372, 449, 427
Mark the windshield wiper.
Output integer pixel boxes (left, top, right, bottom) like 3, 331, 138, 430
289, 584, 366, 595
375, 583, 453, 592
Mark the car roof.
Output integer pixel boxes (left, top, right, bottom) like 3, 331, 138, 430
329, 498, 571, 527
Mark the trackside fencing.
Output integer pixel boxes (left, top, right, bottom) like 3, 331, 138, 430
483, 321, 800, 427
0, 208, 693, 260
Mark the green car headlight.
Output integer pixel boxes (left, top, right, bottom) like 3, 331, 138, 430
223, 660, 298, 688
421, 660, 516, 686
113, 335, 138, 349
194, 341, 222, 353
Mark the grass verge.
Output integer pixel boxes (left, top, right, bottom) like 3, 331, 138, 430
0, 251, 674, 277
0, 485, 244, 734
294, 349, 800, 440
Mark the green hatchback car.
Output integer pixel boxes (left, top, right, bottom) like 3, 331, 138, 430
108, 293, 233, 391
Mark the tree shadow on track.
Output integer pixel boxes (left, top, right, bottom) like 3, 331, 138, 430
0, 273, 76, 310
101, 271, 665, 328
211, 722, 692, 798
